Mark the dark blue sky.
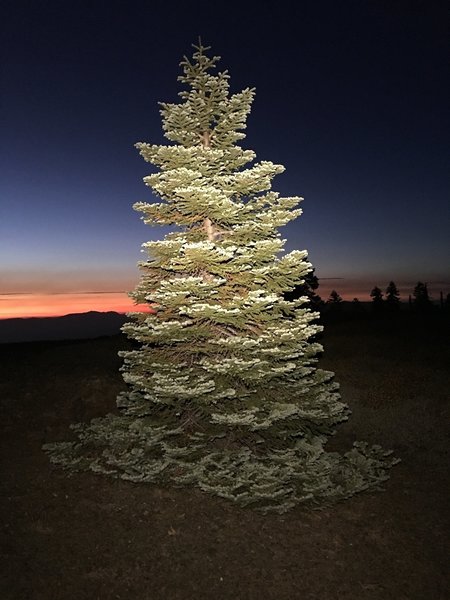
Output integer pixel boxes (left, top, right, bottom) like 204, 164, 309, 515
1, 0, 449, 314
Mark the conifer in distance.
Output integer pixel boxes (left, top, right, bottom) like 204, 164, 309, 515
413, 281, 432, 311
385, 281, 400, 311
370, 286, 384, 313
44, 43, 397, 513
327, 290, 343, 304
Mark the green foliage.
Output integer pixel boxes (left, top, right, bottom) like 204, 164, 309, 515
44, 42, 398, 513
284, 268, 322, 309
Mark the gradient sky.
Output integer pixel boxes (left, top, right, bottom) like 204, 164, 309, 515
1, 0, 449, 317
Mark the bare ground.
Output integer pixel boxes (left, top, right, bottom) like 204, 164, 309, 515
0, 315, 449, 600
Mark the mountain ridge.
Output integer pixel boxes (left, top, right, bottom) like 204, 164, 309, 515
0, 311, 128, 343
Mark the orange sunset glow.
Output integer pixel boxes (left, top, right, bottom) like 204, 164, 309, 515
0, 293, 154, 319
1, 287, 358, 319
0, 281, 445, 320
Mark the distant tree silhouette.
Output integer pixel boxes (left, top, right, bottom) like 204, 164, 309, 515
284, 268, 322, 310
325, 290, 343, 318
327, 290, 342, 304
370, 286, 384, 313
385, 281, 400, 312
413, 282, 432, 311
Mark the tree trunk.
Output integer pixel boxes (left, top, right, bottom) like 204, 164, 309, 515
201, 130, 215, 241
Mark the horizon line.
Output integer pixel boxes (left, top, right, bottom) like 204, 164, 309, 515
0, 291, 128, 296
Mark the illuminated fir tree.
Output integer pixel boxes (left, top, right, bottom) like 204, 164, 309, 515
44, 42, 398, 513
284, 268, 322, 310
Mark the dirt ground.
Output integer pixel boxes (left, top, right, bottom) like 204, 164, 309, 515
1, 314, 449, 600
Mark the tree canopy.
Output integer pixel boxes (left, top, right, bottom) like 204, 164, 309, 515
44, 42, 398, 513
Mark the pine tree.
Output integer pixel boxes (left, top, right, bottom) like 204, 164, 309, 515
44, 42, 397, 513
327, 290, 343, 304
284, 268, 322, 309
413, 281, 432, 311
370, 286, 384, 313
385, 281, 400, 311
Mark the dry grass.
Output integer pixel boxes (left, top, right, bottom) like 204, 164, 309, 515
0, 313, 449, 600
